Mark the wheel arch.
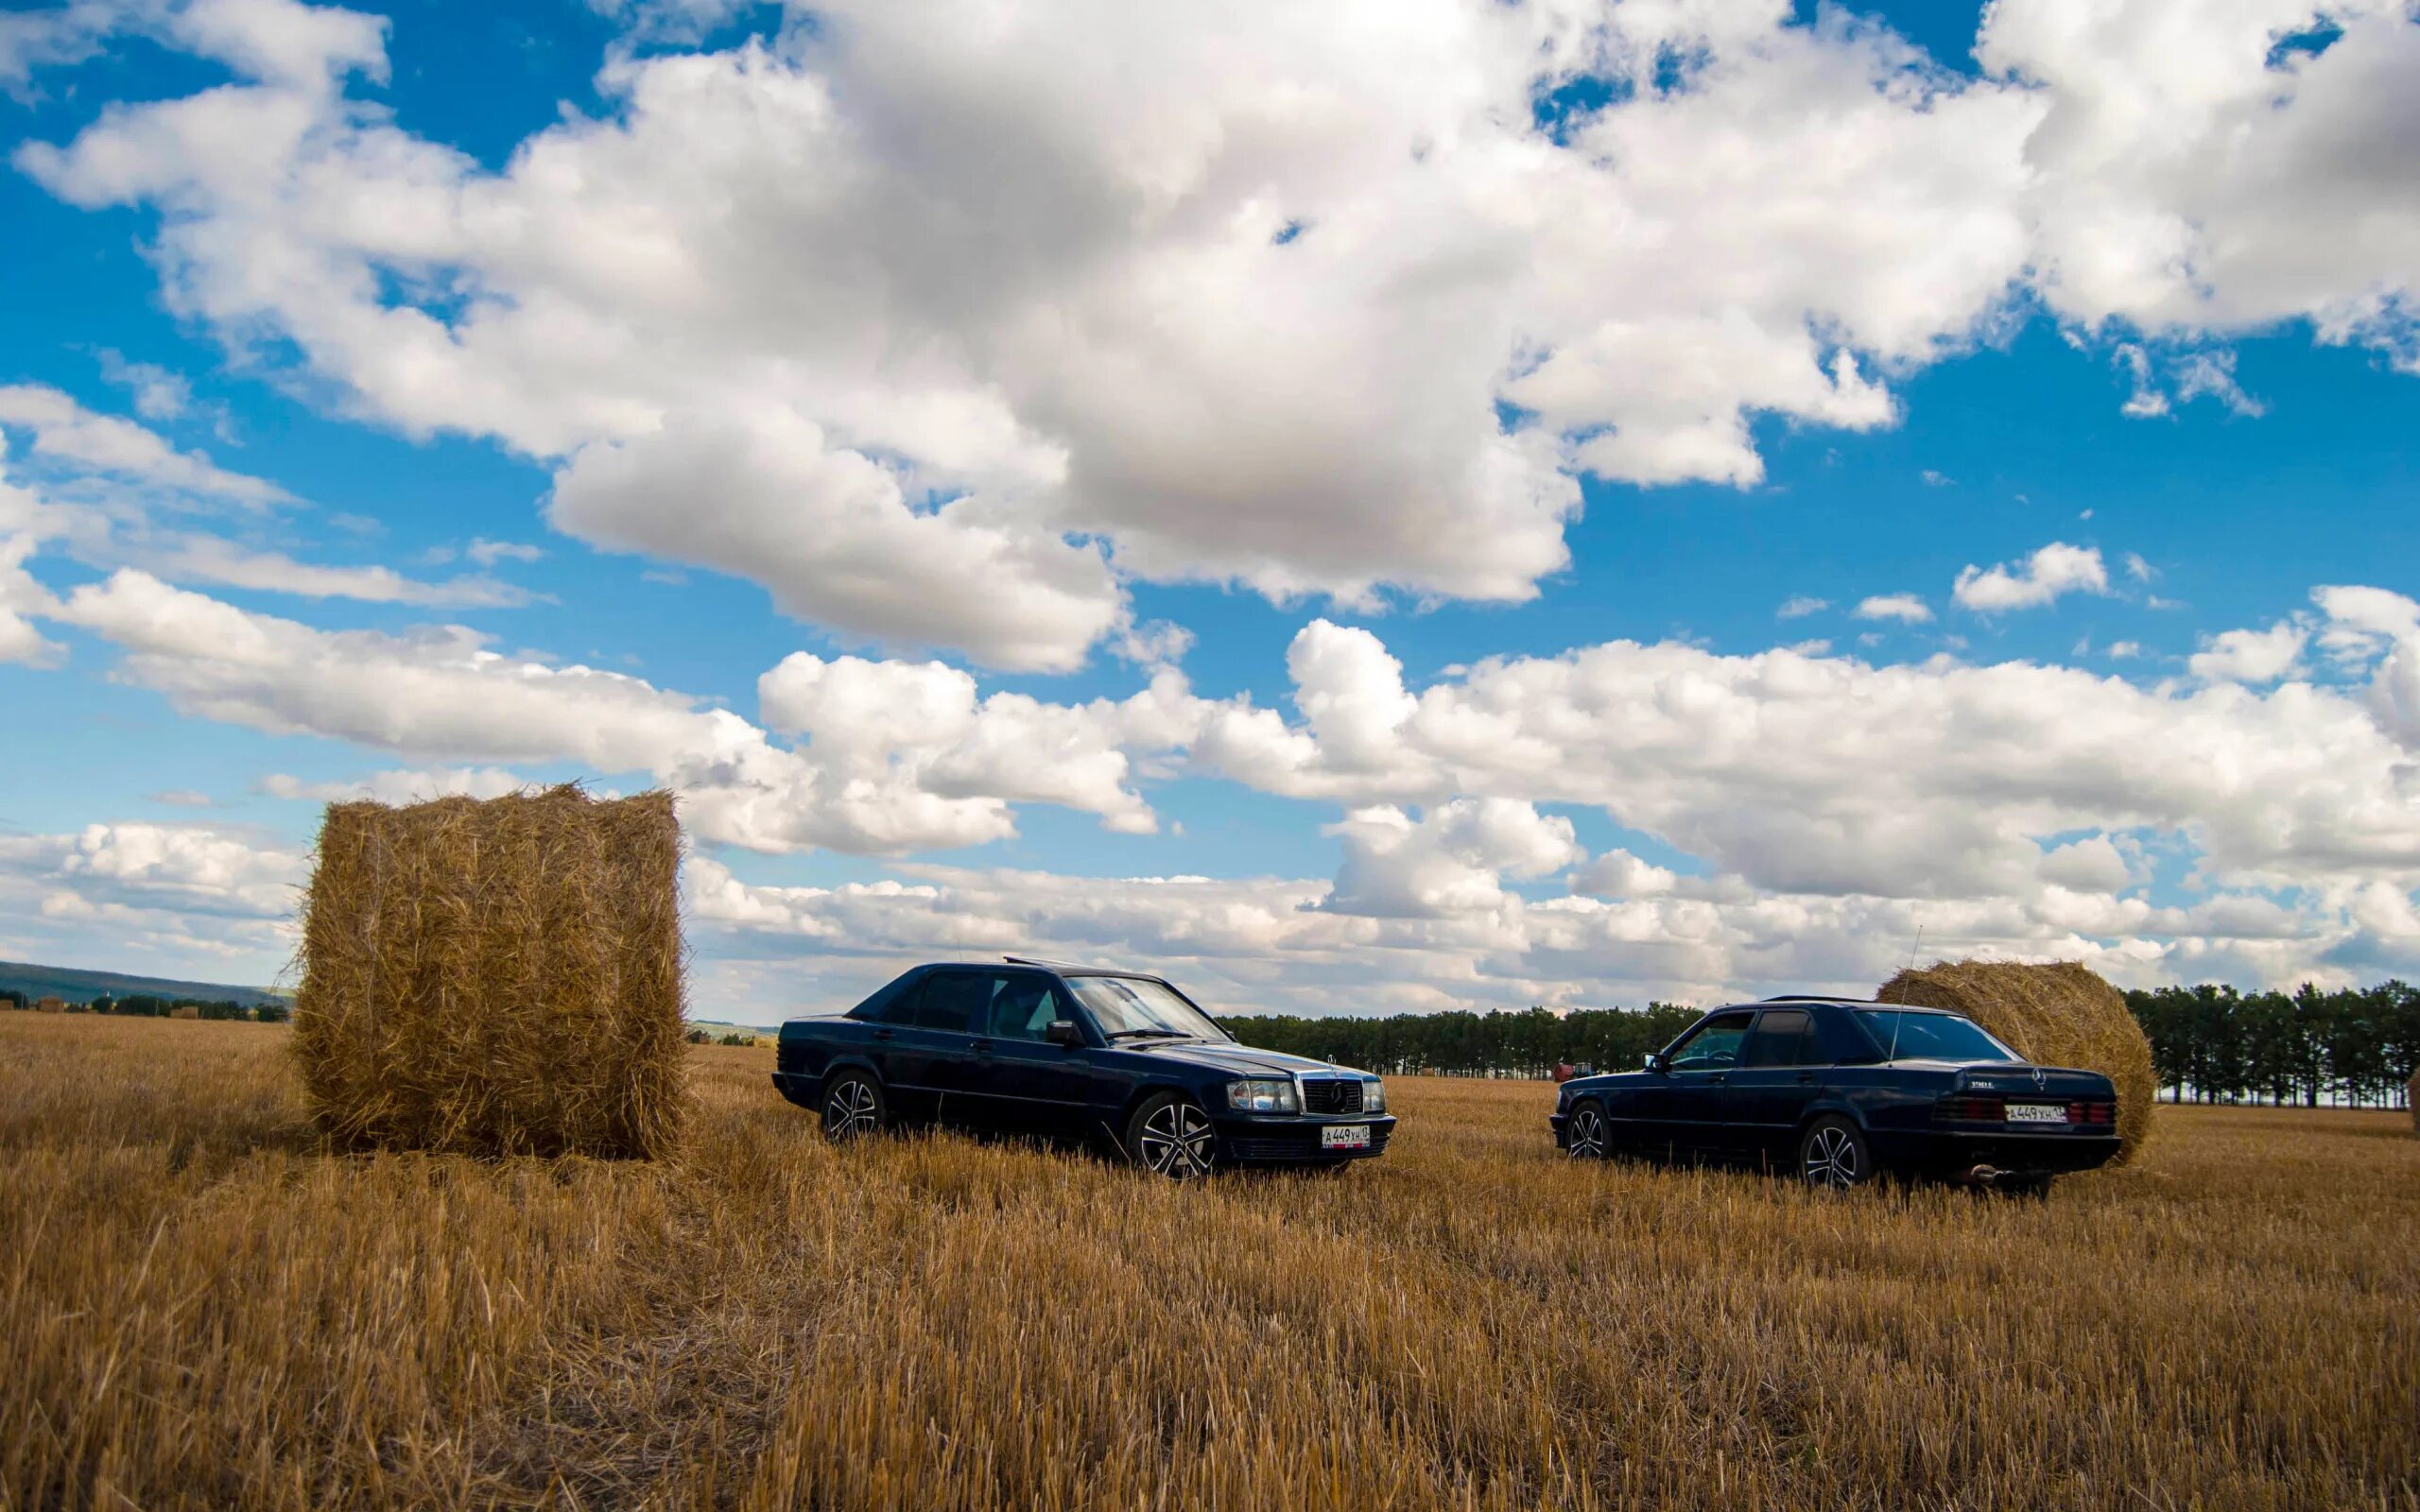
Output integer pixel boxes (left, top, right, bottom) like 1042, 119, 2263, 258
1794, 1096, 1869, 1137
818, 1055, 886, 1099
1110, 1078, 1201, 1136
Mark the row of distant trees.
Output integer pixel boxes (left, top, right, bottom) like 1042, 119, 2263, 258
2124, 983, 2420, 1108
1, 988, 289, 1023
1220, 1004, 1702, 1082
1221, 979, 2420, 1108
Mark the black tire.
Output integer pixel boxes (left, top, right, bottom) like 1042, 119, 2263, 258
1797, 1114, 1871, 1189
820, 1069, 886, 1143
1564, 1099, 1612, 1160
1126, 1091, 1216, 1180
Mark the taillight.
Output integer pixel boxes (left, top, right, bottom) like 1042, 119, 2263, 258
1936, 1094, 2004, 1122
2078, 1101, 2113, 1125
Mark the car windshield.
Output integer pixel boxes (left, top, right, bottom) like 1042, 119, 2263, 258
1854, 1009, 2020, 1063
1068, 976, 1228, 1042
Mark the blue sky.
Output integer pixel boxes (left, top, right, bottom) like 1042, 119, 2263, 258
1, 0, 2416, 1021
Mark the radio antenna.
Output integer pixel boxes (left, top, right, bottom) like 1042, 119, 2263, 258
1885, 924, 1923, 1062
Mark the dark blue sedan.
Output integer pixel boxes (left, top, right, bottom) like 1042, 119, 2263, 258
774, 958, 1395, 1178
1548, 996, 2120, 1191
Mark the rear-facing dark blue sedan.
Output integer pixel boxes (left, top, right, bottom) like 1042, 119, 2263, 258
774, 958, 1394, 1178
1549, 997, 2120, 1191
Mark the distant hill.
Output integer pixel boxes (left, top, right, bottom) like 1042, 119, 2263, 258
0, 959, 290, 1008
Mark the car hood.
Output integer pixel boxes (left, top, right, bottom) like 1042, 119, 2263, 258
1120, 1039, 1368, 1079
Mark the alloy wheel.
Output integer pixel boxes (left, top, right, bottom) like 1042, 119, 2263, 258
1803, 1125, 1860, 1187
824, 1076, 879, 1140
1567, 1106, 1607, 1160
1136, 1099, 1216, 1179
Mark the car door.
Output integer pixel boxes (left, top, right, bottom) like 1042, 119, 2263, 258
1719, 1009, 1824, 1166
958, 971, 1098, 1137
1656, 1010, 1755, 1160
872, 970, 983, 1124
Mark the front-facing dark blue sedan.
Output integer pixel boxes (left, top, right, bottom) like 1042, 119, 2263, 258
1549, 996, 2120, 1191
773, 958, 1395, 1179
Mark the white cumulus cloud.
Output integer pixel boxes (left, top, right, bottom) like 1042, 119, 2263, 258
1952, 541, 2110, 612
1853, 593, 1933, 624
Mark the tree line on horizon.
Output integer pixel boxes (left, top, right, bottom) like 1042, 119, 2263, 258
1220, 979, 2420, 1108
1, 988, 290, 1023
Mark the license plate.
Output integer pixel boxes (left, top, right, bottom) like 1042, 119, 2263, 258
1321, 1124, 1372, 1149
2006, 1103, 2066, 1124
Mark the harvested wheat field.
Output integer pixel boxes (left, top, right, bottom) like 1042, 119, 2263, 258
4, 1015, 2415, 1511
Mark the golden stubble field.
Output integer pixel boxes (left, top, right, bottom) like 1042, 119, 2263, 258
4, 1015, 2415, 1511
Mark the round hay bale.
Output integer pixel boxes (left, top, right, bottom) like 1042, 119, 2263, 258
1876, 959, 2156, 1166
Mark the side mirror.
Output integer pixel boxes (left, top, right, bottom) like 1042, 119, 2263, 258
1046, 1019, 1085, 1049
1642, 1052, 1668, 1074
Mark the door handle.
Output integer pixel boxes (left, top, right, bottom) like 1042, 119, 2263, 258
1795, 1072, 1818, 1084
971, 1040, 996, 1056
872, 1029, 894, 1041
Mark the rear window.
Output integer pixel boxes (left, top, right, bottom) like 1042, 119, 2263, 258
1852, 1009, 2019, 1063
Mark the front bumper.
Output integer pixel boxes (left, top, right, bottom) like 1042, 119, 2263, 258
1214, 1112, 1398, 1164
1876, 1126, 2122, 1177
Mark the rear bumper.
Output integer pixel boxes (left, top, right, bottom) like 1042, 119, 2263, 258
1876, 1126, 2122, 1177
1214, 1112, 1398, 1164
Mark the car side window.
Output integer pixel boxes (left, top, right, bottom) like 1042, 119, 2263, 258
870, 975, 929, 1025
909, 971, 990, 1034
1814, 1008, 1874, 1064
980, 975, 1063, 1042
1742, 1009, 1814, 1068
1667, 1011, 1754, 1072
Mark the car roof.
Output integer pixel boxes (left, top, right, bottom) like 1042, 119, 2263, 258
917, 956, 1170, 982
1733, 995, 1956, 1014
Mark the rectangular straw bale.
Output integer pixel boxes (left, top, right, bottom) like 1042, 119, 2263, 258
1877, 958, 2156, 1165
292, 785, 689, 1159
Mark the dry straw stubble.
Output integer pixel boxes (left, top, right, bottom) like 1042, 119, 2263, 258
6, 1019, 2417, 1512
293, 784, 689, 1159
1877, 958, 2157, 1163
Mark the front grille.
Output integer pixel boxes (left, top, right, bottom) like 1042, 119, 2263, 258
1300, 1077, 1365, 1115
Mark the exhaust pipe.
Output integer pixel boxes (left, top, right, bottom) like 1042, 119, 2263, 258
1960, 1163, 2004, 1187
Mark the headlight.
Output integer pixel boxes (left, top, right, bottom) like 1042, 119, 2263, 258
1225, 1077, 1298, 1113
1363, 1078, 1386, 1113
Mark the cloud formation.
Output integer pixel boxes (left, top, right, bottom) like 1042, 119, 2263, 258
24, 558, 2420, 1006
1952, 541, 2111, 612
18, 0, 2417, 668
0, 384, 285, 504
